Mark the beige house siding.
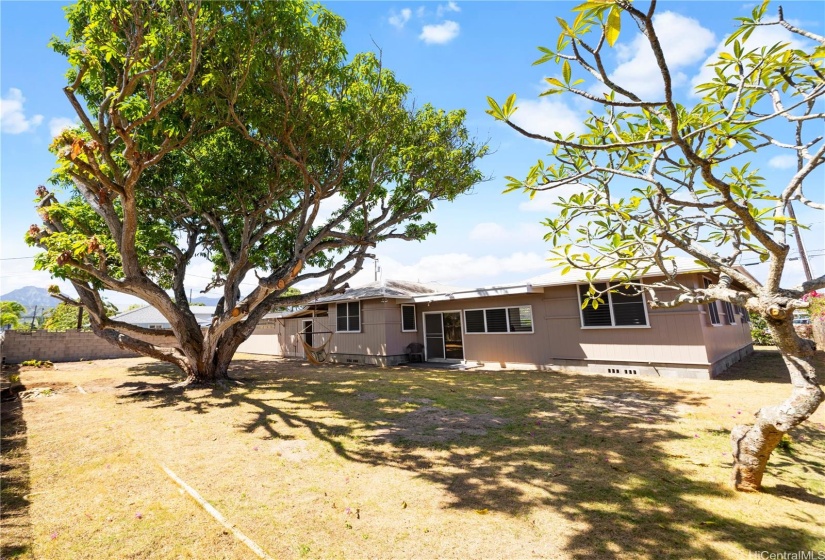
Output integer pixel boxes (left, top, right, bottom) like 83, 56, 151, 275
420, 294, 548, 365
542, 283, 709, 365
237, 325, 284, 357
242, 272, 753, 378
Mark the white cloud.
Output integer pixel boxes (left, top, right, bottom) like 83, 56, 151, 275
768, 154, 798, 169
388, 8, 412, 30
598, 12, 715, 99
690, 24, 807, 95
518, 185, 588, 213
436, 1, 460, 18
0, 88, 44, 134
508, 97, 586, 139
419, 20, 460, 45
468, 222, 546, 243
380, 252, 550, 285
314, 193, 346, 225
49, 117, 75, 138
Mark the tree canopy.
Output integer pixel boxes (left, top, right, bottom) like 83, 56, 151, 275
43, 300, 118, 332
28, 0, 486, 383
1, 302, 27, 330
487, 0, 823, 491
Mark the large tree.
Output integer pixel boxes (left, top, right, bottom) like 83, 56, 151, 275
0, 302, 27, 330
487, 0, 823, 491
28, 0, 485, 384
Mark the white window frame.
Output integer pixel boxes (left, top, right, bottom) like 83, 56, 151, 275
577, 283, 650, 329
400, 304, 417, 332
463, 305, 534, 335
335, 301, 361, 333
703, 277, 722, 326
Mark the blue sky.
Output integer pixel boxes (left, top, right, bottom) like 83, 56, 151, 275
1, 1, 823, 306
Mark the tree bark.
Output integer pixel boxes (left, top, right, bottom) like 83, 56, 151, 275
731, 317, 824, 491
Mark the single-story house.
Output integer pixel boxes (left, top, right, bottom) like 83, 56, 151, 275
239, 260, 755, 379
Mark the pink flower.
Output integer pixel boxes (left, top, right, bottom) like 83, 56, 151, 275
135, 512, 143, 519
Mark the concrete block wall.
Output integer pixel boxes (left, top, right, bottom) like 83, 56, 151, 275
0, 331, 164, 364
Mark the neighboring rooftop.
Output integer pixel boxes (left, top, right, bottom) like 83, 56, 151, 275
112, 305, 216, 326
312, 279, 462, 304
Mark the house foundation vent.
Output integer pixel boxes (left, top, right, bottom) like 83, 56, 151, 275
605, 367, 639, 375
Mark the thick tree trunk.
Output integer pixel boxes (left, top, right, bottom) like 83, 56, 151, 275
731, 317, 824, 491
183, 327, 247, 386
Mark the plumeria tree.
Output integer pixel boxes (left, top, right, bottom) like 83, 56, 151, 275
28, 0, 485, 384
487, 0, 824, 491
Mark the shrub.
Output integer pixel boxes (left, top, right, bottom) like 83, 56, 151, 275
803, 291, 824, 321
20, 359, 54, 368
749, 313, 775, 346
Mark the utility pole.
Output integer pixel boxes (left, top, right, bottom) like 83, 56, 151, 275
786, 201, 813, 281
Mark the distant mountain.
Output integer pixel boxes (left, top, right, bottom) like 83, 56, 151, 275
0, 286, 60, 312
191, 296, 220, 305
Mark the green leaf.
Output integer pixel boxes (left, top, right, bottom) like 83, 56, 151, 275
605, 6, 621, 47
501, 93, 518, 119
485, 96, 504, 120
562, 60, 572, 84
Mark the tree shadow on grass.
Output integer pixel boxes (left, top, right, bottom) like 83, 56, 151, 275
715, 348, 825, 384
120, 359, 823, 559
1, 379, 33, 559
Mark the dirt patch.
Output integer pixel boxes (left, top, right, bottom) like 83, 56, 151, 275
17, 382, 78, 399
270, 439, 315, 462
373, 406, 509, 443
581, 391, 680, 420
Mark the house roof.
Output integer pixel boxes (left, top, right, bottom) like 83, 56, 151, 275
311, 279, 461, 304
409, 283, 544, 304
408, 256, 761, 304
112, 305, 216, 326
526, 256, 761, 288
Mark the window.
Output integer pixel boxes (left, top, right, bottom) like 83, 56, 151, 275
703, 278, 721, 326
736, 304, 750, 323
578, 283, 648, 328
722, 301, 736, 324
401, 304, 416, 332
464, 306, 533, 334
336, 302, 360, 332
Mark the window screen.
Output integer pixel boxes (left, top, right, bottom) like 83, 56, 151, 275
722, 301, 736, 324
485, 309, 508, 332
465, 310, 485, 333
703, 278, 721, 325
508, 306, 533, 332
610, 285, 647, 326
579, 283, 612, 327
401, 304, 416, 331
579, 282, 648, 327
464, 306, 533, 333
336, 302, 360, 332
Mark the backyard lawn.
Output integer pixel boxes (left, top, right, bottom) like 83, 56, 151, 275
2, 349, 824, 559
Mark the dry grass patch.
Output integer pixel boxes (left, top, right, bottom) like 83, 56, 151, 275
1, 349, 824, 559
